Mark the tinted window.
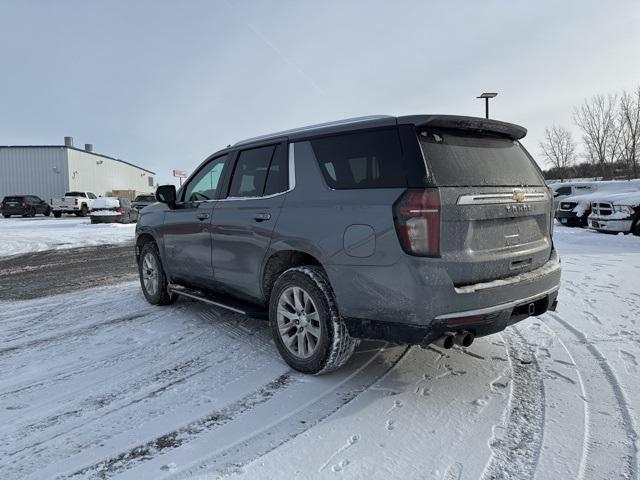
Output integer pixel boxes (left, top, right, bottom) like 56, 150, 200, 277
418, 131, 544, 187
88, 193, 97, 199
228, 145, 275, 197
3, 196, 23, 202
264, 143, 289, 196
65, 192, 87, 197
184, 154, 228, 202
309, 128, 406, 189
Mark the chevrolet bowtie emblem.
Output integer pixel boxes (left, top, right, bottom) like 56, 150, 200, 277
513, 190, 526, 202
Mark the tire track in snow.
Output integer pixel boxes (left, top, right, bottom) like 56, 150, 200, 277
481, 328, 546, 480
63, 345, 408, 479
546, 311, 639, 480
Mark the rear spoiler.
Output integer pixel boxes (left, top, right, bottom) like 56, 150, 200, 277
398, 114, 527, 140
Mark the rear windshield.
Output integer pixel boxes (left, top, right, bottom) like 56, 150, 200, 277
3, 196, 23, 202
418, 130, 544, 187
65, 191, 87, 197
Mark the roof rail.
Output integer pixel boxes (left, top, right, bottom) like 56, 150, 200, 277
233, 115, 393, 147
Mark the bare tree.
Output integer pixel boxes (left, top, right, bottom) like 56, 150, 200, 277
619, 86, 640, 178
573, 94, 619, 178
538, 125, 577, 180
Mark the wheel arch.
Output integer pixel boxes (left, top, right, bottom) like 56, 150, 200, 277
262, 249, 324, 303
135, 231, 158, 262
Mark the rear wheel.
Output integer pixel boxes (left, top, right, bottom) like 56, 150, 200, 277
269, 266, 357, 374
53, 211, 62, 218
138, 242, 176, 305
2, 214, 10, 218
632, 220, 640, 237
79, 204, 88, 217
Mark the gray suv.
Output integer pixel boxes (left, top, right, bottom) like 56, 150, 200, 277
136, 115, 561, 374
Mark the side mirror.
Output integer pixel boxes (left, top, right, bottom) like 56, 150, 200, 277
156, 185, 177, 207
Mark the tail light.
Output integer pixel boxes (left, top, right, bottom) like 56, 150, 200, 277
116, 207, 124, 214
74, 198, 79, 205
393, 189, 441, 257
22, 202, 27, 208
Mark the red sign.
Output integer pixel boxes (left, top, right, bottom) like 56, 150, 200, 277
172, 169, 187, 178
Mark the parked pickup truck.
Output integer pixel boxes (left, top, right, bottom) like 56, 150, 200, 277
588, 191, 640, 235
51, 191, 98, 217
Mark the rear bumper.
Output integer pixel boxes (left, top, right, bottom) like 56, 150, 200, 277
329, 249, 561, 343
1, 208, 27, 215
90, 215, 124, 223
53, 207, 82, 212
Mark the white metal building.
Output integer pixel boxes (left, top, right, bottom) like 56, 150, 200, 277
0, 138, 155, 201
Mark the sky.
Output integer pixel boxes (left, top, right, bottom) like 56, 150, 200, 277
1, 0, 639, 185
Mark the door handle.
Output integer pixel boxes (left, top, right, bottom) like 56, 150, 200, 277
253, 213, 271, 222
197, 213, 210, 221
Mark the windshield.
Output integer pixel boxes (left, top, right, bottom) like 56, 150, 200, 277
418, 130, 544, 187
134, 195, 156, 202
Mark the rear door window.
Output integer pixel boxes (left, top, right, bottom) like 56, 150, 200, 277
228, 145, 275, 198
308, 128, 406, 189
418, 131, 544, 187
263, 143, 289, 196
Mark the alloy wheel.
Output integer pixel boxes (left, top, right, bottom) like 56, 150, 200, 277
277, 286, 322, 359
142, 253, 160, 296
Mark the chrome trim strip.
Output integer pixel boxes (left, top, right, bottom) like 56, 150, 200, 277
435, 286, 560, 320
215, 143, 296, 202
457, 192, 547, 205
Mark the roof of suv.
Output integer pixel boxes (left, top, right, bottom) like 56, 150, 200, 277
233, 114, 527, 147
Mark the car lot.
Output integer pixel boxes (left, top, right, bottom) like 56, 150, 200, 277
0, 225, 638, 479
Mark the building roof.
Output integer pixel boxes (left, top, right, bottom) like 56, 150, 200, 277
0, 145, 155, 175
233, 114, 527, 148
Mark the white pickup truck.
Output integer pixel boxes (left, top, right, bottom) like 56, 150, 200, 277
51, 191, 98, 217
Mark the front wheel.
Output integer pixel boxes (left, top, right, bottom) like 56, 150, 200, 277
269, 266, 357, 374
2, 214, 10, 218
53, 211, 62, 218
44, 207, 51, 217
138, 242, 176, 305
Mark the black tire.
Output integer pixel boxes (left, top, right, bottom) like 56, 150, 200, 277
269, 266, 357, 374
2, 214, 10, 218
53, 211, 62, 218
79, 204, 88, 217
44, 207, 51, 217
632, 220, 640, 237
138, 242, 176, 306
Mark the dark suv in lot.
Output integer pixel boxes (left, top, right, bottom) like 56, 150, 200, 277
136, 115, 561, 374
1, 195, 51, 218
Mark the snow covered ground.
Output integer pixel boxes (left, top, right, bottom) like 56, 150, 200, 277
0, 226, 639, 479
0, 217, 135, 258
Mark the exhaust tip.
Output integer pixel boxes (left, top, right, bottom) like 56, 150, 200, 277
433, 333, 455, 349
454, 331, 475, 348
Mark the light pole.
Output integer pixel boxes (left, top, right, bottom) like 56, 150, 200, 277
477, 92, 498, 119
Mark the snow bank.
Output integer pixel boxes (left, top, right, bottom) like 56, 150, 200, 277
0, 217, 135, 257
